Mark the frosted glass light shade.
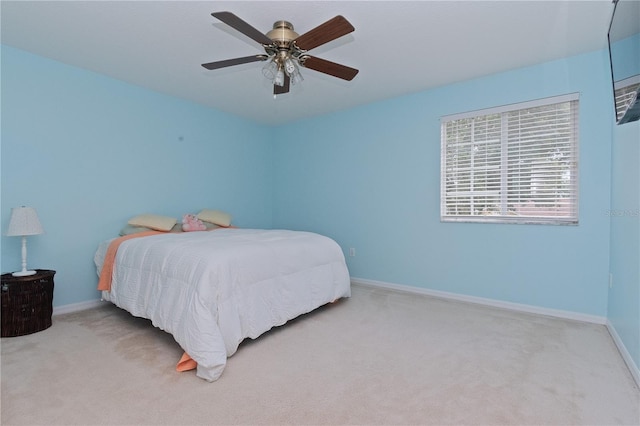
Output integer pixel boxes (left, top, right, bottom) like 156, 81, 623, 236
262, 59, 278, 80
274, 68, 285, 87
7, 206, 44, 236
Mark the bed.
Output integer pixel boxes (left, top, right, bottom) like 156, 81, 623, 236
94, 227, 351, 382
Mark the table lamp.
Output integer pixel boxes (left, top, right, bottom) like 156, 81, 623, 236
6, 206, 44, 277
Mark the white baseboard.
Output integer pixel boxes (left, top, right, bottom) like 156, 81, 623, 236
606, 320, 640, 389
351, 277, 607, 325
53, 299, 103, 316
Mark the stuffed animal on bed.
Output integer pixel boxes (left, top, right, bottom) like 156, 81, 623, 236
182, 213, 207, 232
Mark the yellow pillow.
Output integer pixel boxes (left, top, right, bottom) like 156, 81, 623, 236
196, 209, 232, 227
127, 214, 177, 232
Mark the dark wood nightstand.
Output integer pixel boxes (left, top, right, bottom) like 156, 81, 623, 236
1, 269, 55, 337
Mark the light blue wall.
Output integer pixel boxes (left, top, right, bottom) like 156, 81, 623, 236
608, 24, 640, 376
273, 49, 614, 317
608, 118, 640, 372
1, 46, 274, 307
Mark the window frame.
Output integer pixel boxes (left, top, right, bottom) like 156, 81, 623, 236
440, 93, 580, 225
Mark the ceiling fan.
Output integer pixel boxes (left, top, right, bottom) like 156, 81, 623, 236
201, 11, 359, 96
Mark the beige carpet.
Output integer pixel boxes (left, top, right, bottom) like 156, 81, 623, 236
1, 284, 638, 425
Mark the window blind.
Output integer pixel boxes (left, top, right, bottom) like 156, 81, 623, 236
441, 94, 579, 225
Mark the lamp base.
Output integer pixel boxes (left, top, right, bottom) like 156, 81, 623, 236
12, 270, 37, 277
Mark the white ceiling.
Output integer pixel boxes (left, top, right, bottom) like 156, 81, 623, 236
1, 1, 614, 125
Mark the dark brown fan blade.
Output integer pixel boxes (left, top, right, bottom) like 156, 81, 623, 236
274, 74, 290, 95
293, 15, 354, 51
212, 11, 274, 45
300, 56, 359, 81
201, 55, 267, 70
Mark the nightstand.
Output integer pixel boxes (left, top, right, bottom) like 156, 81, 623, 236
1, 269, 55, 337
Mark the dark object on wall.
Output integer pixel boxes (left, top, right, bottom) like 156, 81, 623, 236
1, 269, 55, 337
608, 0, 640, 124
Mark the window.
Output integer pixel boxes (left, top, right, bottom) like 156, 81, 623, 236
441, 94, 579, 225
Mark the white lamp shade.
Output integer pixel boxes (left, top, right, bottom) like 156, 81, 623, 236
6, 206, 44, 236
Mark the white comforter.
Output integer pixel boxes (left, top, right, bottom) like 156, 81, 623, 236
94, 228, 351, 381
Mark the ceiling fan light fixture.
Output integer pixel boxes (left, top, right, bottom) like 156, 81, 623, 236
284, 57, 296, 74
261, 59, 278, 80
262, 53, 303, 87
290, 71, 303, 86
273, 66, 285, 87
285, 58, 303, 85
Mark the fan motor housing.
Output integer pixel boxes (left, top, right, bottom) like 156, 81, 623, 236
266, 21, 299, 48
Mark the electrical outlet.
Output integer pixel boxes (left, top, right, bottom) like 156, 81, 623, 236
349, 248, 356, 257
